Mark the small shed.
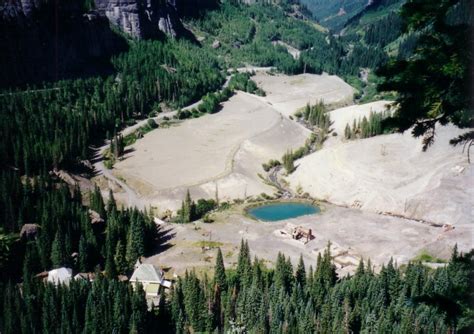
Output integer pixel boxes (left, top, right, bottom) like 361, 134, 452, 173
130, 263, 172, 294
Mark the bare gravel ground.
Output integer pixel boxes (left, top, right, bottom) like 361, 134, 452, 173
112, 91, 311, 211
253, 72, 355, 117
111, 72, 354, 212
147, 202, 464, 277
288, 124, 473, 229
101, 72, 471, 276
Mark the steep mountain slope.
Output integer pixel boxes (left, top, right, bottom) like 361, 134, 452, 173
0, 0, 128, 87
342, 0, 404, 38
300, 0, 368, 31
94, 0, 184, 39
0, 0, 196, 87
289, 116, 472, 227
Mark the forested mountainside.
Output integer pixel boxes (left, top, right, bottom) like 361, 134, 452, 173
342, 0, 405, 46
300, 0, 368, 31
0, 0, 395, 182
0, 0, 472, 333
0, 0, 196, 87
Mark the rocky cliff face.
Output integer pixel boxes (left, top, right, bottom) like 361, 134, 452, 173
94, 0, 184, 39
0, 0, 187, 87
1, 0, 184, 39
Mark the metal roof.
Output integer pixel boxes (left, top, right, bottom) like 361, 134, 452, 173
130, 264, 163, 283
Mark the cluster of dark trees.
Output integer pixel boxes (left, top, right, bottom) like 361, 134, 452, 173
377, 0, 472, 151
299, 102, 330, 130
191, 3, 319, 74
112, 41, 224, 110
299, 34, 389, 77
3, 274, 155, 334
173, 243, 474, 333
280, 133, 320, 174
177, 87, 233, 119
262, 159, 282, 172
282, 150, 296, 174
191, 2, 394, 80
174, 190, 218, 224
0, 178, 156, 279
275, 102, 331, 174
227, 72, 264, 95
364, 12, 403, 47
344, 110, 392, 140
2, 240, 473, 333
0, 39, 222, 177
177, 72, 264, 119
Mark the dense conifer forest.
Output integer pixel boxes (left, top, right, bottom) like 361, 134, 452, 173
2, 241, 473, 333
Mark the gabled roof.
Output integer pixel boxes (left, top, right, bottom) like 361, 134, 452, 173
130, 264, 163, 283
47, 267, 72, 285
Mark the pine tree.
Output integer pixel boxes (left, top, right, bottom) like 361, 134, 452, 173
107, 189, 117, 213
126, 215, 145, 266
51, 230, 67, 268
214, 248, 227, 291
129, 283, 148, 334
114, 240, 128, 274
282, 149, 295, 174
178, 189, 196, 224
78, 235, 89, 272
295, 255, 306, 287
90, 185, 105, 218
236, 240, 252, 287
352, 118, 358, 137
105, 239, 117, 278
344, 123, 352, 139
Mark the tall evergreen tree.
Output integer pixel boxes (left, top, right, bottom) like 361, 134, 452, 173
51, 230, 68, 268
214, 247, 227, 291
295, 254, 306, 287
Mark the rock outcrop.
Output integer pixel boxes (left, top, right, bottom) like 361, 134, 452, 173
0, 0, 187, 87
94, 0, 184, 39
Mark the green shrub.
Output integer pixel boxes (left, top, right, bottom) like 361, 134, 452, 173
147, 119, 158, 129
262, 159, 281, 172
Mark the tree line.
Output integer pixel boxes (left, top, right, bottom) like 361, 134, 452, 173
344, 110, 393, 140
0, 39, 223, 176
0, 176, 157, 278
3, 241, 472, 333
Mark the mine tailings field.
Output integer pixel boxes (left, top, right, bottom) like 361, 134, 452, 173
99, 69, 472, 277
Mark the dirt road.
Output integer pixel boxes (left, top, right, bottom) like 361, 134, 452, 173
92, 72, 239, 209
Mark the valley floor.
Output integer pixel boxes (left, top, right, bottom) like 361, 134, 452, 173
147, 202, 465, 277
95, 69, 472, 275
109, 70, 353, 211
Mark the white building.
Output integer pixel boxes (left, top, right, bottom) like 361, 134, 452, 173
47, 267, 73, 286
130, 263, 172, 298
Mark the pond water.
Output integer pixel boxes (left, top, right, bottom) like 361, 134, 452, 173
247, 202, 320, 222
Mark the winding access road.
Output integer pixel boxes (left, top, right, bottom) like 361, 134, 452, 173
92, 69, 262, 209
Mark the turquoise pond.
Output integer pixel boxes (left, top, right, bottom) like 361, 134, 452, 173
247, 202, 320, 222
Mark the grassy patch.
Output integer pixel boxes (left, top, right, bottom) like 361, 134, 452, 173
413, 250, 447, 264
195, 240, 224, 249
